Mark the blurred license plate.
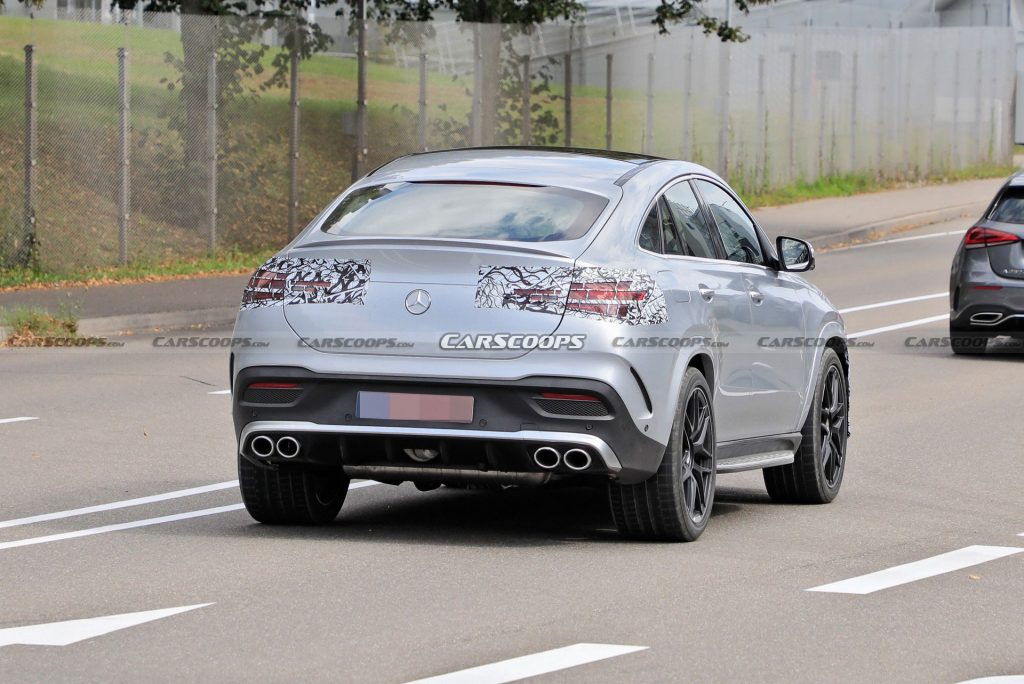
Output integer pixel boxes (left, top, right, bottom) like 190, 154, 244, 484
356, 391, 474, 423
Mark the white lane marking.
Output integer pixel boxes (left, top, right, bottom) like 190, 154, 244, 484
839, 292, 948, 315
404, 643, 649, 684
956, 677, 1024, 683
826, 228, 967, 252
0, 481, 380, 551
0, 481, 239, 530
848, 313, 950, 339
0, 417, 39, 425
0, 604, 212, 647
807, 545, 1024, 595
208, 389, 231, 395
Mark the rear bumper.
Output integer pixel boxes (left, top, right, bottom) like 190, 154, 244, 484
232, 366, 665, 484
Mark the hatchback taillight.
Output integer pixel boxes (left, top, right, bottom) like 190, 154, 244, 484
964, 226, 1021, 249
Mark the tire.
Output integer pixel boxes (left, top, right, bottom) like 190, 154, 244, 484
609, 367, 716, 542
238, 454, 349, 525
950, 326, 989, 355
764, 347, 848, 504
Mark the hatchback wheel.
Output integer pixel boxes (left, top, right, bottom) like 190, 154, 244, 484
764, 347, 847, 504
609, 367, 716, 542
239, 454, 349, 525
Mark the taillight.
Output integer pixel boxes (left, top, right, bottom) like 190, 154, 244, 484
964, 226, 1021, 249
242, 266, 289, 305
249, 382, 300, 389
566, 280, 648, 319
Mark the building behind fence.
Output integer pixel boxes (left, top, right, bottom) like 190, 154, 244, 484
0, 12, 1015, 272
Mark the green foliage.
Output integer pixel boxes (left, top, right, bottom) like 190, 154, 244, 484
0, 305, 78, 338
654, 0, 776, 39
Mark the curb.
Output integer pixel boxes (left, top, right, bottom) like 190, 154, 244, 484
809, 201, 985, 251
77, 306, 238, 337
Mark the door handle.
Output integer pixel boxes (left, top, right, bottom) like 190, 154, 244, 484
748, 289, 765, 305
697, 285, 715, 301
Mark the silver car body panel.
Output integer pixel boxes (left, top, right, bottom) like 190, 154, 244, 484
232, 148, 846, 473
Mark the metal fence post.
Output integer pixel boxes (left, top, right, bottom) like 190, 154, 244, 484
288, 38, 300, 239
418, 52, 428, 151
788, 51, 797, 181
563, 51, 572, 147
354, 0, 368, 177
681, 33, 693, 160
21, 44, 37, 268
644, 52, 654, 155
605, 53, 613, 150
719, 45, 731, 178
755, 55, 766, 189
207, 49, 218, 254
849, 52, 858, 173
471, 25, 482, 147
974, 48, 984, 165
118, 47, 130, 265
521, 55, 531, 144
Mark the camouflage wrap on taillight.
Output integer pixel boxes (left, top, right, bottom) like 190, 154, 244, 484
240, 257, 371, 311
475, 265, 667, 325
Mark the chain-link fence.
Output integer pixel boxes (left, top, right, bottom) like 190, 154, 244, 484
0, 12, 1016, 273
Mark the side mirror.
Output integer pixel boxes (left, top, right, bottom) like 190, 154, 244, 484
776, 236, 815, 272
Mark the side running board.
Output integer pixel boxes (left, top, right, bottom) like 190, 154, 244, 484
716, 451, 795, 473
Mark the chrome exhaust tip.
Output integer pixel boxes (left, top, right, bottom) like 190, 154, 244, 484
532, 446, 561, 470
969, 312, 1003, 325
404, 448, 439, 463
250, 435, 275, 459
275, 435, 300, 459
563, 448, 592, 471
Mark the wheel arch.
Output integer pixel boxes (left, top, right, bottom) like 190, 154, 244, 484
796, 325, 849, 433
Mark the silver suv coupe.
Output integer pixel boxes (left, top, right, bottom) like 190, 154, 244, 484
231, 148, 850, 542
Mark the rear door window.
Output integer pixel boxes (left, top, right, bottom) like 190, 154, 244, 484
990, 187, 1024, 223
663, 181, 719, 259
320, 182, 609, 242
639, 204, 663, 253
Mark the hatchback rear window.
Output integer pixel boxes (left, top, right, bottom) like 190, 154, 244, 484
320, 182, 608, 242
990, 187, 1024, 224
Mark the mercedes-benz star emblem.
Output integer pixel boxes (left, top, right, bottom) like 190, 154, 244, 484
405, 289, 431, 315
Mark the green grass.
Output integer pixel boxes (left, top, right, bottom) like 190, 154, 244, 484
1, 305, 78, 338
743, 163, 1017, 209
0, 247, 275, 290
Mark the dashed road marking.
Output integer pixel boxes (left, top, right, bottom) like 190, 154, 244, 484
0, 604, 212, 647
208, 389, 231, 395
0, 481, 379, 551
848, 313, 950, 339
807, 545, 1024, 595
0, 481, 239, 530
839, 292, 948, 315
404, 643, 649, 684
956, 677, 1024, 683
826, 228, 967, 252
0, 417, 39, 425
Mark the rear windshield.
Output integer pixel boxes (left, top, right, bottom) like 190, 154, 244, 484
990, 187, 1024, 224
320, 182, 608, 242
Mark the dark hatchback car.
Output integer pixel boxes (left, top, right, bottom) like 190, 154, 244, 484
950, 173, 1024, 353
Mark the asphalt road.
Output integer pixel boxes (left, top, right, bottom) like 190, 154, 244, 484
1, 218, 1021, 683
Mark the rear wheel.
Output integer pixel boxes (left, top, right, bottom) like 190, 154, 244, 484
764, 347, 847, 504
238, 454, 349, 525
609, 367, 716, 542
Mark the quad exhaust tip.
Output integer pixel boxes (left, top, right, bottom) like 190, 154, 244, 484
250, 435, 275, 459
532, 446, 561, 470
563, 448, 592, 471
275, 436, 301, 459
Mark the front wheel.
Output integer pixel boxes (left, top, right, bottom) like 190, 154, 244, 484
238, 454, 349, 525
609, 367, 716, 542
764, 347, 848, 504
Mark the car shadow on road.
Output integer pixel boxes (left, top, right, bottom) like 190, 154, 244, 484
144, 482, 752, 548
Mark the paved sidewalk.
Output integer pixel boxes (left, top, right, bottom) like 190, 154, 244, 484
0, 174, 1010, 335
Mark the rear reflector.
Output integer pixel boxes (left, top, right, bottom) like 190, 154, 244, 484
973, 285, 1003, 291
540, 392, 601, 402
249, 382, 299, 389
965, 226, 1021, 248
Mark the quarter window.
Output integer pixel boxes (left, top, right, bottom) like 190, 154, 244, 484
695, 180, 764, 265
